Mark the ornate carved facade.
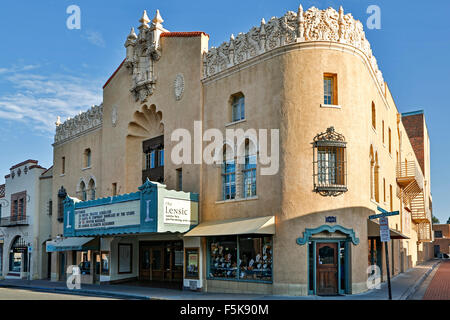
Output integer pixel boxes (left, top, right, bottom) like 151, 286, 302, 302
124, 10, 168, 103
202, 6, 385, 94
54, 104, 103, 145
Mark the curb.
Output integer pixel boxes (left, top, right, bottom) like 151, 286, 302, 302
0, 283, 156, 300
399, 260, 441, 300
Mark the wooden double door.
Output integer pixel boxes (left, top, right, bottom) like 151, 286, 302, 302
316, 243, 338, 295
139, 241, 183, 288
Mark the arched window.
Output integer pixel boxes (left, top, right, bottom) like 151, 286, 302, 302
374, 153, 380, 203
370, 148, 374, 200
231, 93, 245, 122
222, 145, 236, 200
84, 148, 91, 168
88, 179, 96, 200
388, 127, 392, 154
371, 102, 376, 129
80, 181, 87, 201
57, 186, 67, 223
313, 127, 347, 196
243, 139, 257, 198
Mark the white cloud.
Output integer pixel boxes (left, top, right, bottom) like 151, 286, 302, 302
0, 70, 103, 135
84, 30, 106, 47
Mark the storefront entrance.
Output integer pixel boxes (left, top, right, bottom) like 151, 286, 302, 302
9, 236, 28, 276
138, 241, 183, 289
316, 243, 338, 295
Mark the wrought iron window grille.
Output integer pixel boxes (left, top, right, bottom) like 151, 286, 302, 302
312, 127, 348, 197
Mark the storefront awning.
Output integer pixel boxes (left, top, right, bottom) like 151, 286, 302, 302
367, 220, 409, 239
46, 237, 97, 252
184, 216, 275, 237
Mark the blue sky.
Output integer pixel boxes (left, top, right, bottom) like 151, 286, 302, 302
0, 0, 449, 221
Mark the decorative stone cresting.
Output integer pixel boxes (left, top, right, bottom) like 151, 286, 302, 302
203, 5, 385, 94
54, 104, 103, 144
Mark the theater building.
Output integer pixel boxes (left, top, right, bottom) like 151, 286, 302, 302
0, 160, 53, 280
49, 5, 433, 295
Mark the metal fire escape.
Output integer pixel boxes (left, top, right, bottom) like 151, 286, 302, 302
396, 161, 431, 242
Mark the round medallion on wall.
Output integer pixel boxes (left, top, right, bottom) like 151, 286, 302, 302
174, 73, 185, 101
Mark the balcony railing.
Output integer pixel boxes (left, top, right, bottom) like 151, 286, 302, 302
417, 221, 432, 242
0, 215, 29, 227
396, 161, 424, 190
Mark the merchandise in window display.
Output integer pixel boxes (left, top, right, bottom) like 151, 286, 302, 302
209, 241, 237, 279
238, 238, 272, 281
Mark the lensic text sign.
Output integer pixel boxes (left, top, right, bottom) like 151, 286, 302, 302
164, 198, 197, 225
75, 200, 140, 230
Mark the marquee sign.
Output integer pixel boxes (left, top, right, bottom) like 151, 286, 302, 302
63, 179, 199, 237
74, 200, 140, 230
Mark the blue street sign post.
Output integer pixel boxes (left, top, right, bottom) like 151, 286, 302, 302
369, 206, 399, 300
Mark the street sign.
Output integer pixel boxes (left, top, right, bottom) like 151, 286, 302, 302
28, 245, 33, 253
379, 217, 391, 242
368, 207, 399, 220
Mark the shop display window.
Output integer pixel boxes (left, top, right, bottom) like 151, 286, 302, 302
208, 235, 273, 282
238, 236, 272, 281
209, 236, 238, 279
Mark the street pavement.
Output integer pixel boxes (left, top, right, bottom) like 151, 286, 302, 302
0, 287, 114, 300
0, 259, 441, 300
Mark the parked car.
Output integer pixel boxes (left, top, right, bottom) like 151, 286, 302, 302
437, 253, 450, 259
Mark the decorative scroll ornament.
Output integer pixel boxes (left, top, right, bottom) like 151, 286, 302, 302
203, 5, 385, 95
313, 126, 347, 148
54, 104, 103, 145
124, 10, 168, 103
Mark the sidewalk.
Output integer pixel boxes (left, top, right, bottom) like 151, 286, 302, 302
422, 260, 450, 300
0, 259, 440, 300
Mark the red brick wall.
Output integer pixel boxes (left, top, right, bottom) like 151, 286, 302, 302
402, 113, 425, 175
434, 224, 450, 238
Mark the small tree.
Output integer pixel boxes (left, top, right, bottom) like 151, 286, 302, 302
447, 217, 450, 224
432, 215, 440, 224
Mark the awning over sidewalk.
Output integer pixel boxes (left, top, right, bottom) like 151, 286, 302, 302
184, 216, 275, 237
46, 237, 97, 252
368, 220, 409, 239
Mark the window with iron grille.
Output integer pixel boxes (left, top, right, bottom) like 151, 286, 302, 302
313, 127, 347, 196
